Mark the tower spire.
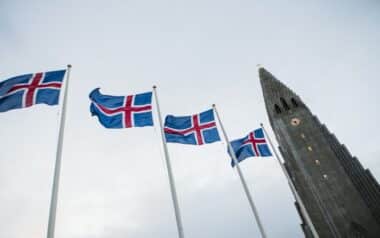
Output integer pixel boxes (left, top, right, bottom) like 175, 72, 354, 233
258, 67, 300, 101
258, 67, 305, 125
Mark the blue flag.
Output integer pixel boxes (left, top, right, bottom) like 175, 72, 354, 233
89, 88, 153, 128
0, 70, 66, 112
164, 109, 221, 145
229, 128, 272, 167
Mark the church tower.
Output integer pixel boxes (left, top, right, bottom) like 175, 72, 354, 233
259, 67, 380, 237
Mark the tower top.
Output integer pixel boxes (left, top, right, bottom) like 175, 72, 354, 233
259, 67, 299, 98
259, 67, 305, 120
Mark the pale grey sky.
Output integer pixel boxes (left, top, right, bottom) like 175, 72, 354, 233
1, 1, 379, 237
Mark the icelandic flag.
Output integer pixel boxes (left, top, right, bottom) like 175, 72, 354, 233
0, 70, 66, 112
89, 88, 153, 128
164, 109, 220, 145
229, 128, 272, 167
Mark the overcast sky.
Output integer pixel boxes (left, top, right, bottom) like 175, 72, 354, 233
1, 1, 379, 238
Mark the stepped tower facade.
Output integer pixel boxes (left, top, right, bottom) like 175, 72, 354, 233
259, 67, 380, 237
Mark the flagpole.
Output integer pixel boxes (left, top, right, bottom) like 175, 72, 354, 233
47, 64, 72, 238
152, 86, 185, 238
260, 123, 319, 238
212, 104, 267, 238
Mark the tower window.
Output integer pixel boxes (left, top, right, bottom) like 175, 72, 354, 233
274, 104, 282, 114
280, 98, 290, 111
307, 146, 313, 151
291, 98, 298, 107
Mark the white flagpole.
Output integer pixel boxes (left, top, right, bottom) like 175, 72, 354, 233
47, 64, 72, 238
152, 86, 185, 238
260, 123, 319, 238
212, 104, 268, 238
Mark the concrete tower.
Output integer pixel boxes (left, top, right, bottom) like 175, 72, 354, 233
259, 67, 380, 237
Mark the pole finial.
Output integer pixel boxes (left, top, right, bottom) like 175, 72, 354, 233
212, 104, 216, 108
153, 85, 157, 89
260, 122, 264, 127
67, 64, 72, 68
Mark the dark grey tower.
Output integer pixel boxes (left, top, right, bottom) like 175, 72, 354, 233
259, 67, 380, 238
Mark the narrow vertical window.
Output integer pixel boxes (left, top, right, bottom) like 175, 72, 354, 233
291, 98, 298, 107
280, 98, 290, 110
274, 104, 282, 114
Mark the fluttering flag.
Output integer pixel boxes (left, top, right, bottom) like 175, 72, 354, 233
0, 70, 66, 112
164, 108, 220, 145
89, 88, 153, 128
229, 128, 272, 167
